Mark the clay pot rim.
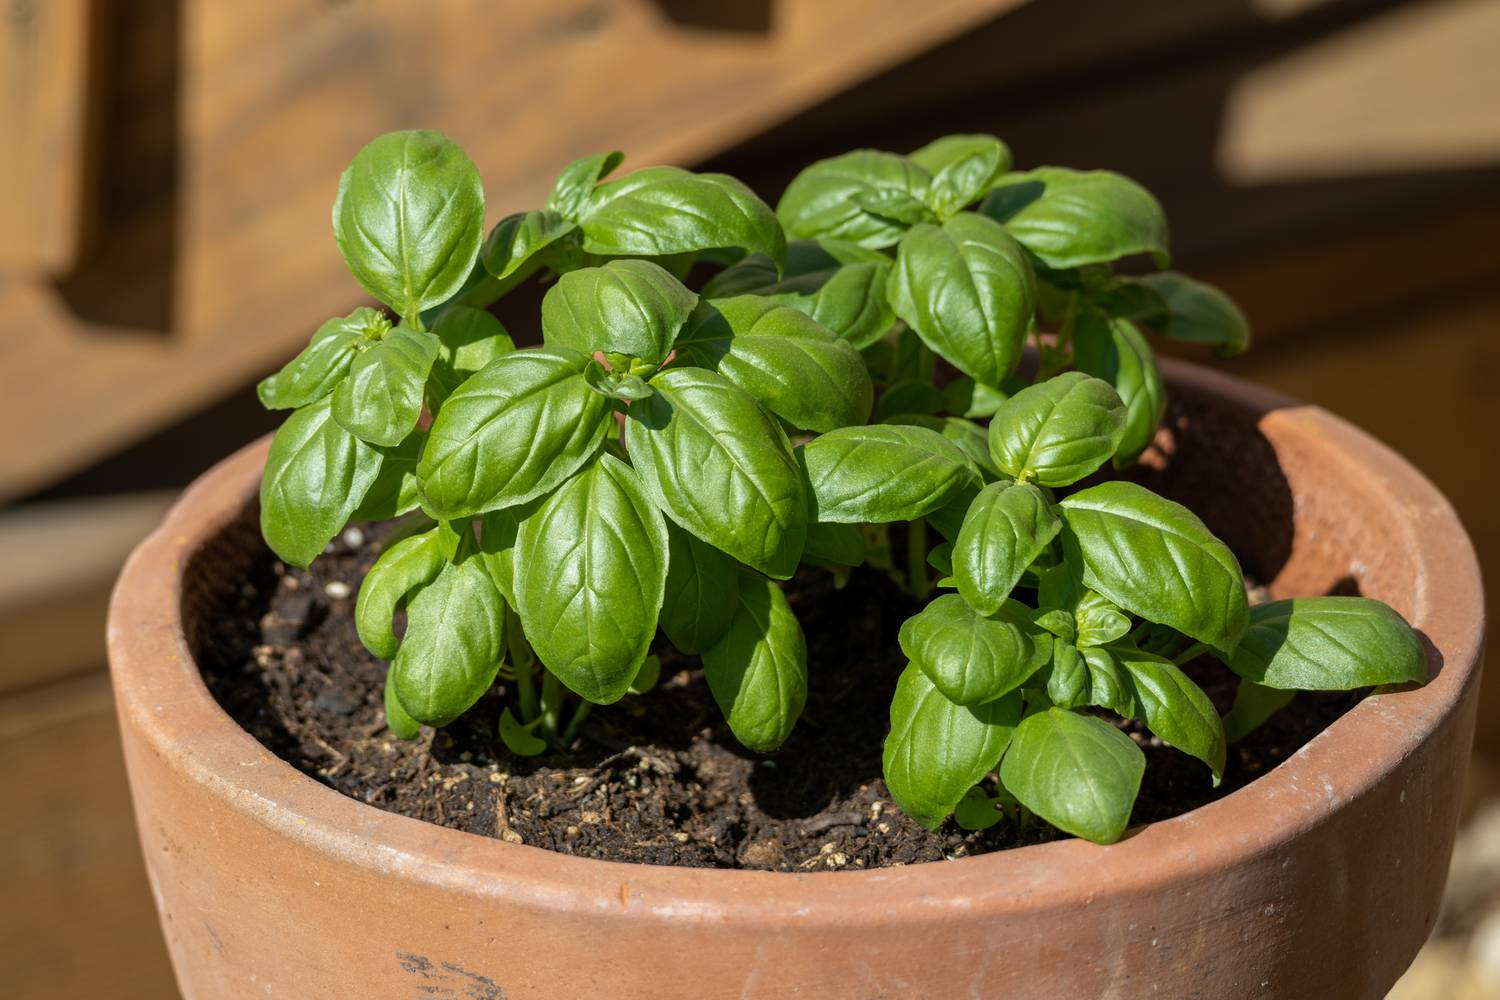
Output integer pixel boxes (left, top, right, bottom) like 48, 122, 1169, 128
108, 358, 1484, 928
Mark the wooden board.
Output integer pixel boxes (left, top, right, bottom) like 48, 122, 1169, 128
0, 0, 1021, 500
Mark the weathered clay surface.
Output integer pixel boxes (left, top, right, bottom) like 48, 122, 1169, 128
108, 360, 1486, 1000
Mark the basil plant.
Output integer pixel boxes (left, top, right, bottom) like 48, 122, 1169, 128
257, 129, 1426, 846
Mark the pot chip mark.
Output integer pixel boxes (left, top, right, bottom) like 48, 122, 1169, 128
396, 952, 507, 999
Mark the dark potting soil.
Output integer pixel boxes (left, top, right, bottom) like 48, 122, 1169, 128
197, 518, 1363, 872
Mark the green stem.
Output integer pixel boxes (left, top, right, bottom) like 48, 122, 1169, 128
505, 608, 540, 722
561, 700, 594, 745
1172, 641, 1210, 666
907, 517, 931, 600
540, 671, 564, 741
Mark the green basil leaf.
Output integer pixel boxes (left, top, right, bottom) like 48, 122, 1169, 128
768, 263, 895, 350
981, 167, 1169, 270
349, 430, 426, 522
625, 368, 806, 578
1046, 641, 1089, 707
513, 454, 668, 704
1228, 597, 1425, 690
1089, 277, 1169, 325
332, 130, 486, 322
481, 209, 577, 281
898, 593, 1048, 706
629, 654, 662, 696
776, 150, 931, 249
909, 134, 1013, 219
498, 706, 547, 757
418, 348, 612, 517
331, 325, 439, 447
925, 479, 983, 544
889, 212, 1036, 388
876, 384, 947, 422
1137, 271, 1251, 358
1059, 481, 1249, 656
260, 397, 383, 568
953, 786, 1005, 831
542, 259, 698, 365
674, 296, 872, 432
391, 557, 505, 726
385, 669, 422, 740
1223, 679, 1295, 743
702, 572, 808, 751
476, 501, 537, 606
853, 188, 937, 227
883, 663, 1022, 830
987, 371, 1125, 486
355, 527, 447, 660
580, 166, 785, 265
953, 480, 1061, 615
1072, 310, 1166, 467
801, 424, 976, 524
1073, 590, 1132, 648
999, 707, 1145, 844
1033, 609, 1077, 645
803, 521, 867, 568
660, 521, 739, 654
1113, 645, 1226, 779
257, 308, 387, 410
429, 306, 515, 404
1079, 645, 1136, 717
703, 241, 895, 348
547, 151, 624, 219
583, 361, 654, 401
884, 414, 999, 478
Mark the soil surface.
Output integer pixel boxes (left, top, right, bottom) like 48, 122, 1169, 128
198, 518, 1362, 871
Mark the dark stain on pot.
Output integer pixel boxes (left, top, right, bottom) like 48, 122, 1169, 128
396, 952, 506, 999
197, 510, 1364, 871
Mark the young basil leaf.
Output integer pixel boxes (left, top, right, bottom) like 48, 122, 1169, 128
428, 306, 515, 405
801, 424, 976, 524
1073, 590, 1132, 648
331, 325, 439, 447
1058, 481, 1250, 656
888, 212, 1036, 388
909, 134, 1013, 220
1113, 645, 1226, 779
579, 166, 785, 266
1045, 641, 1089, 707
625, 368, 806, 579
1223, 679, 1295, 743
673, 296, 872, 432
1079, 646, 1136, 717
418, 348, 611, 518
1033, 609, 1077, 645
390, 557, 505, 726
980, 167, 1169, 270
547, 150, 625, 219
898, 594, 1048, 706
498, 706, 547, 757
999, 707, 1145, 844
1228, 596, 1426, 690
953, 786, 1004, 831
513, 455, 668, 704
630, 654, 663, 695
385, 668, 422, 740
354, 527, 447, 660
769, 261, 895, 350
776, 150, 931, 249
927, 541, 954, 576
987, 372, 1126, 487
542, 259, 698, 365
349, 431, 426, 522
481, 209, 577, 281
1072, 309, 1166, 467
702, 572, 808, 752
853, 189, 937, 227
883, 663, 1022, 830
260, 397, 384, 568
583, 360, 654, 401
953, 480, 1061, 615
660, 521, 740, 655
332, 130, 486, 322
1136, 271, 1251, 358
257, 308, 388, 410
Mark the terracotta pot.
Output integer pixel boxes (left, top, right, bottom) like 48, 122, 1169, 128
108, 360, 1485, 1000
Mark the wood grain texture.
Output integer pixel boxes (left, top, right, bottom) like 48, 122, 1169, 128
0, 0, 1020, 500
